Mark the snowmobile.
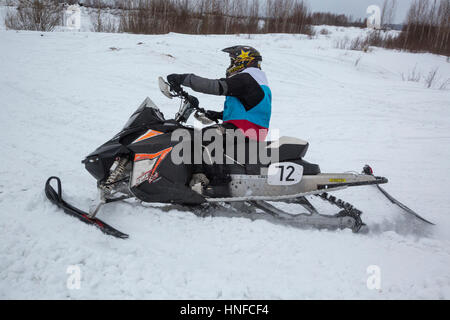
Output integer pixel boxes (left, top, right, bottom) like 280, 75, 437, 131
45, 78, 434, 239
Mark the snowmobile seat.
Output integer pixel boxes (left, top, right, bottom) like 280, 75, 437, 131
223, 136, 320, 176
296, 159, 321, 175
266, 137, 320, 175
266, 137, 309, 161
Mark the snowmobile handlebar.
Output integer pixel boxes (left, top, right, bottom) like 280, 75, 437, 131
169, 85, 221, 125
171, 85, 206, 113
158, 76, 216, 124
171, 86, 208, 123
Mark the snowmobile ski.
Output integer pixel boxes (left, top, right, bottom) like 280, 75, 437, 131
45, 177, 129, 239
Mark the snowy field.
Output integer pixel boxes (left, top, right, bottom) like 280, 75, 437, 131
1, 26, 450, 299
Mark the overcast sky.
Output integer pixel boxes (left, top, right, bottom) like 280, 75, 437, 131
307, 0, 416, 24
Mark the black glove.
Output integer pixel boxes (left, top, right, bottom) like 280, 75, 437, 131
187, 95, 199, 109
167, 74, 187, 91
205, 110, 223, 123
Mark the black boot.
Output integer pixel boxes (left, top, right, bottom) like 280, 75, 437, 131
203, 166, 231, 198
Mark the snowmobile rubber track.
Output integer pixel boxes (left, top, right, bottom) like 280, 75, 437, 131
45, 177, 129, 239
248, 200, 363, 233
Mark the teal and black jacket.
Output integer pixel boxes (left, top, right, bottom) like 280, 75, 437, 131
181, 68, 272, 129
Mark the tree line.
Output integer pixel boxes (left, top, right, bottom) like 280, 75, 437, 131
357, 0, 449, 56
4, 0, 449, 56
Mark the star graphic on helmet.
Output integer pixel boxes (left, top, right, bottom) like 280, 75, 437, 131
238, 50, 251, 59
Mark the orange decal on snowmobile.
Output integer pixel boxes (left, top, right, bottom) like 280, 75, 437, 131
133, 129, 163, 143
134, 147, 173, 178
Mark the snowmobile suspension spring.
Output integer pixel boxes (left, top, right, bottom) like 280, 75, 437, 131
103, 158, 129, 193
316, 193, 362, 216
315, 193, 366, 233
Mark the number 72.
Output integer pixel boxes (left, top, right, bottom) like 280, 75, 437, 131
267, 162, 304, 186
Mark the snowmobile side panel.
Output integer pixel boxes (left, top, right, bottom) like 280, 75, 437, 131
83, 120, 185, 183
207, 173, 387, 201
131, 177, 206, 204
129, 131, 206, 205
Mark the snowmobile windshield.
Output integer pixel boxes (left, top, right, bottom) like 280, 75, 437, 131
123, 98, 165, 130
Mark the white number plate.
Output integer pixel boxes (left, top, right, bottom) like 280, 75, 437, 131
267, 162, 303, 186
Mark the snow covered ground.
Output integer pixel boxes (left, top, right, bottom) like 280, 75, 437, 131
1, 26, 450, 299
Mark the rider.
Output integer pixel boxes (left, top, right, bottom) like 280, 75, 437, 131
167, 46, 272, 195
167, 45, 271, 141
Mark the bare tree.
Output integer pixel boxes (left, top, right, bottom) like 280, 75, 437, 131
92, 0, 315, 37
5, 0, 62, 31
91, 7, 117, 32
381, 0, 397, 27
347, 0, 449, 56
